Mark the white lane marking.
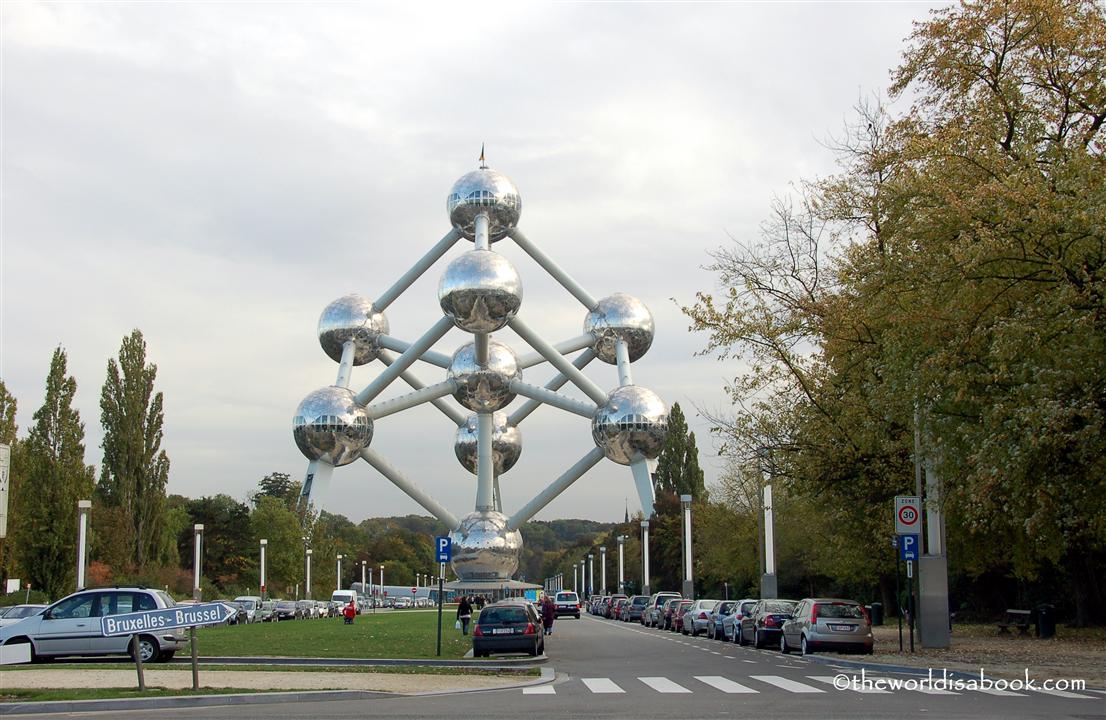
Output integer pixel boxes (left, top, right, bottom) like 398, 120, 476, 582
809, 675, 891, 694
973, 687, 1027, 697
639, 676, 692, 693
696, 676, 759, 693
751, 675, 825, 693
723, 655, 735, 659
582, 678, 625, 694
522, 685, 556, 694
742, 660, 757, 664
1033, 687, 1099, 700
711, 651, 721, 655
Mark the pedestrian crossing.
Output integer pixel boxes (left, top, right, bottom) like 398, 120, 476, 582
521, 673, 1103, 699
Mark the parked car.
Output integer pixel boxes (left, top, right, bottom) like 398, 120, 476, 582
219, 600, 249, 625
273, 600, 300, 621
706, 600, 736, 640
295, 600, 317, 619
670, 599, 693, 632
681, 599, 720, 636
739, 599, 798, 648
232, 596, 262, 623
554, 591, 581, 618
395, 597, 412, 609
0, 605, 47, 629
259, 600, 277, 622
623, 595, 649, 622
0, 587, 185, 663
316, 601, 332, 617
781, 598, 874, 655
604, 594, 627, 618
661, 598, 686, 630
613, 598, 631, 620
722, 598, 758, 642
644, 592, 681, 627
472, 601, 545, 658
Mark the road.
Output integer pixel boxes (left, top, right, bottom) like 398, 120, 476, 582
16, 614, 1104, 719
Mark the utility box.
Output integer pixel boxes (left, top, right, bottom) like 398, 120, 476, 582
918, 555, 950, 648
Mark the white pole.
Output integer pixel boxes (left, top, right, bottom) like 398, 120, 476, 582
615, 339, 633, 386
355, 315, 455, 405
474, 213, 490, 251
764, 484, 775, 575
362, 561, 367, 592
641, 521, 650, 596
361, 449, 460, 528
573, 565, 578, 592
476, 412, 495, 511
337, 554, 343, 592
193, 524, 204, 601
260, 539, 267, 598
506, 448, 605, 530
681, 494, 694, 598
600, 546, 607, 596
305, 549, 312, 600
76, 500, 91, 590
617, 536, 625, 593
335, 340, 356, 388
508, 317, 608, 405
588, 554, 594, 598
379, 566, 384, 595
507, 228, 599, 310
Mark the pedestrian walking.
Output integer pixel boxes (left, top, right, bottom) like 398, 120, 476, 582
457, 595, 473, 635
541, 595, 556, 635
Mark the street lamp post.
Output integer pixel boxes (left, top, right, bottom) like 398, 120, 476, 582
599, 546, 607, 596
379, 565, 384, 598
361, 561, 367, 594
76, 500, 91, 590
681, 494, 694, 598
573, 564, 578, 593
305, 548, 312, 600
640, 520, 651, 596
259, 539, 268, 599
617, 535, 625, 593
336, 554, 343, 592
193, 524, 204, 601
587, 554, 594, 598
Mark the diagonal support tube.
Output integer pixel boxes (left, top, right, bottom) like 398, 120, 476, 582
508, 228, 599, 311
509, 317, 608, 405
377, 335, 452, 369
630, 455, 658, 518
298, 460, 335, 510
509, 379, 598, 418
509, 349, 597, 426
336, 341, 357, 388
375, 228, 462, 311
378, 350, 466, 426
517, 333, 596, 370
366, 380, 457, 420
356, 316, 454, 405
615, 338, 633, 387
361, 448, 459, 529
506, 447, 605, 530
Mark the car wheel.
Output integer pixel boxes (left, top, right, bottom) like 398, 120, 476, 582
780, 634, 790, 654
160, 650, 176, 662
753, 630, 763, 649
575, 614, 580, 619
737, 628, 746, 646
132, 635, 158, 664
800, 635, 811, 656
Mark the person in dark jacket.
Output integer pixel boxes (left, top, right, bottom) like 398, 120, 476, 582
541, 596, 556, 635
457, 596, 473, 635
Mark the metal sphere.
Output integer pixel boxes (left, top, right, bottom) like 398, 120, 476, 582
447, 340, 521, 412
317, 295, 389, 365
438, 250, 523, 333
584, 293, 655, 364
449, 510, 523, 582
293, 386, 373, 467
591, 385, 669, 465
447, 168, 521, 242
454, 412, 522, 476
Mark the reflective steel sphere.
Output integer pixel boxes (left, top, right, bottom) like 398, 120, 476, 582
438, 250, 523, 333
447, 168, 521, 242
454, 412, 522, 475
447, 340, 521, 412
449, 510, 523, 582
293, 386, 373, 466
318, 295, 389, 365
591, 385, 669, 465
584, 293, 655, 364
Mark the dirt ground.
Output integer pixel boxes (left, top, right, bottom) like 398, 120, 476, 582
0, 669, 525, 694
859, 623, 1106, 687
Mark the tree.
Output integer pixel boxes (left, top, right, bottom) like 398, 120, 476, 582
250, 472, 300, 510
97, 330, 170, 570
0, 381, 18, 584
653, 403, 706, 501
17, 348, 96, 599
250, 496, 305, 592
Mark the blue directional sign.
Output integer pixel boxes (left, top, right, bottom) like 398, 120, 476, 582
899, 534, 919, 561
100, 602, 236, 637
435, 536, 452, 563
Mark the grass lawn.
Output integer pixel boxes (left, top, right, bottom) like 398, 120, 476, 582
0, 688, 280, 703
188, 609, 474, 659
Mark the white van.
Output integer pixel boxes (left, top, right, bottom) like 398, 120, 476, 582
331, 590, 358, 613
233, 596, 262, 623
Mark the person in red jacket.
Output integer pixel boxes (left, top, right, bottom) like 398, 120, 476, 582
343, 600, 356, 624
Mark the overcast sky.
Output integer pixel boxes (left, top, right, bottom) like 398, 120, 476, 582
2, 1, 943, 525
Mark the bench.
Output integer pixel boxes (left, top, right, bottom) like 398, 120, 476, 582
996, 609, 1031, 635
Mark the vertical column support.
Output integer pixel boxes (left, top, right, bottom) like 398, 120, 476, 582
476, 413, 495, 511
617, 536, 625, 594
305, 549, 312, 600
192, 524, 204, 601
641, 520, 651, 596
335, 340, 356, 388
600, 546, 607, 596
260, 539, 267, 599
76, 500, 91, 590
615, 339, 633, 387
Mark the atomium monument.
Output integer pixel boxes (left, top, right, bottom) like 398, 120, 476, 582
293, 153, 669, 585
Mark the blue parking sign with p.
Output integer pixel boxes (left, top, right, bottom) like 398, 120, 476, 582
435, 536, 452, 562
899, 534, 919, 561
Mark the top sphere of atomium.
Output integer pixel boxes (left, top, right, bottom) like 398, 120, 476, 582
447, 168, 521, 242
293, 386, 373, 467
591, 385, 669, 465
438, 250, 523, 333
318, 294, 389, 365
584, 293, 655, 364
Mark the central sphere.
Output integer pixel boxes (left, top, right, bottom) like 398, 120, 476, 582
454, 412, 522, 476
438, 250, 523, 333
591, 385, 669, 465
448, 340, 521, 412
293, 386, 373, 467
584, 293, 655, 364
318, 294, 389, 365
447, 168, 521, 242
449, 510, 523, 582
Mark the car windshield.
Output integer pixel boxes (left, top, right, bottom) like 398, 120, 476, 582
699, 600, 719, 610
817, 603, 864, 618
717, 602, 735, 614
631, 597, 648, 606
763, 601, 796, 614
277, 601, 296, 609
5, 606, 42, 619
478, 607, 529, 625
556, 593, 577, 602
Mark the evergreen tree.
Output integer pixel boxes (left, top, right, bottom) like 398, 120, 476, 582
19, 348, 96, 599
652, 403, 706, 502
0, 381, 18, 583
98, 330, 170, 570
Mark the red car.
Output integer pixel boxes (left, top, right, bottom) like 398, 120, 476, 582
612, 598, 630, 620
670, 600, 693, 632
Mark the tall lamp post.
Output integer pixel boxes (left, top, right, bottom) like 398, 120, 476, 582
587, 554, 594, 598
192, 524, 204, 601
680, 494, 694, 598
379, 565, 385, 598
640, 521, 651, 596
617, 535, 625, 593
336, 554, 343, 592
573, 564, 578, 593
305, 548, 312, 600
758, 448, 777, 599
259, 539, 268, 599
599, 546, 607, 596
361, 560, 367, 594
76, 500, 91, 590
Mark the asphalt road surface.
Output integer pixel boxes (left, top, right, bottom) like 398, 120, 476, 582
18, 614, 1105, 719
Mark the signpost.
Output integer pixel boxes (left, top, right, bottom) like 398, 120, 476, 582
895, 496, 920, 653
434, 536, 451, 657
101, 602, 236, 691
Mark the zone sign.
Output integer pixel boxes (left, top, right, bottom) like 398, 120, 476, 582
895, 496, 921, 534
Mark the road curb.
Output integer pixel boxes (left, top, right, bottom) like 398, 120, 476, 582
172, 654, 547, 667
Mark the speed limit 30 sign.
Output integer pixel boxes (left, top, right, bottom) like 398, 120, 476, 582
895, 495, 921, 534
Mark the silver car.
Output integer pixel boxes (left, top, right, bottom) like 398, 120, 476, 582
680, 599, 720, 636
0, 587, 185, 663
721, 598, 757, 642
780, 597, 874, 655
644, 592, 681, 627
0, 604, 47, 628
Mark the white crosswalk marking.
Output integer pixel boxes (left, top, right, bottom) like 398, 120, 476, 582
695, 676, 759, 693
582, 678, 625, 693
809, 675, 891, 694
751, 675, 825, 693
1034, 687, 1098, 700
639, 676, 692, 693
522, 685, 556, 694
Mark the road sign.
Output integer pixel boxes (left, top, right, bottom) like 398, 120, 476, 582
899, 534, 919, 561
435, 536, 452, 563
100, 602, 236, 637
411, 587, 417, 594
895, 496, 921, 534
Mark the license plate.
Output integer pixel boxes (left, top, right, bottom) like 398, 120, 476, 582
831, 624, 856, 631
491, 628, 514, 634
